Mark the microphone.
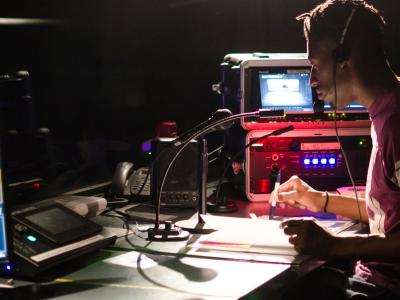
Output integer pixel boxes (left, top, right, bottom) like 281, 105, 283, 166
147, 108, 285, 241
173, 108, 233, 146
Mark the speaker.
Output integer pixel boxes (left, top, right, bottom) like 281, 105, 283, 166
151, 138, 200, 208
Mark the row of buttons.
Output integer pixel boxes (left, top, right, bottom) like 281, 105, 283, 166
303, 157, 337, 165
161, 193, 197, 203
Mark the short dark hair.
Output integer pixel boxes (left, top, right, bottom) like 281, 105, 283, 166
297, 0, 386, 62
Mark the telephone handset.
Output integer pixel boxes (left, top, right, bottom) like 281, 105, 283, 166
110, 162, 151, 200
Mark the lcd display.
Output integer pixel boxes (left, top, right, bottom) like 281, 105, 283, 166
259, 70, 313, 112
25, 207, 85, 235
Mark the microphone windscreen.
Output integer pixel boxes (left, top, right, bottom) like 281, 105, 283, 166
211, 109, 233, 131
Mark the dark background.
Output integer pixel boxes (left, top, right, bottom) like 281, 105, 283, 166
0, 0, 399, 188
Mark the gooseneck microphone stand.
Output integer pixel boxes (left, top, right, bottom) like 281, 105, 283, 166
147, 109, 284, 241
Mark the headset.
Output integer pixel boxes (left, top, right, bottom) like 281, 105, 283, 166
313, 8, 357, 115
331, 7, 363, 222
332, 8, 357, 63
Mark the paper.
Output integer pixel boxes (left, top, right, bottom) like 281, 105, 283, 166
187, 215, 354, 264
195, 215, 296, 255
187, 215, 300, 264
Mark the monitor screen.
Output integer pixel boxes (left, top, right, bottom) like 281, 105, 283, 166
324, 102, 367, 112
258, 70, 313, 113
0, 154, 9, 263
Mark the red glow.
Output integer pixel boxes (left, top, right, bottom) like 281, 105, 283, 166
33, 183, 41, 188
258, 179, 270, 193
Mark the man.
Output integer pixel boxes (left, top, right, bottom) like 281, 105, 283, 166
277, 0, 400, 299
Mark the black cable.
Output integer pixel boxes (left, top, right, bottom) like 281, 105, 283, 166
332, 64, 362, 222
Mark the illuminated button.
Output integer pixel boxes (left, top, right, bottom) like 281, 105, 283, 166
329, 158, 336, 164
26, 235, 37, 242
312, 158, 319, 165
320, 158, 327, 165
271, 154, 279, 161
304, 158, 311, 165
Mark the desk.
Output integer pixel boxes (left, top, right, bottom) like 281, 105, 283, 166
1, 200, 330, 300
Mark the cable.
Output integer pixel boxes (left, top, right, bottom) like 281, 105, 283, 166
332, 64, 362, 222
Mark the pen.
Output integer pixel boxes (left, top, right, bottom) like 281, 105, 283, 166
269, 171, 281, 220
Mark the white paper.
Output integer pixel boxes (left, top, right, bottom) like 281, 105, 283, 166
191, 215, 297, 256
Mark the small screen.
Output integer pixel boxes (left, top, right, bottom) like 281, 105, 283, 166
25, 207, 85, 235
258, 70, 313, 113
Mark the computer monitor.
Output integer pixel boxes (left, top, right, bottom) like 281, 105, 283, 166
239, 53, 370, 130
0, 147, 10, 266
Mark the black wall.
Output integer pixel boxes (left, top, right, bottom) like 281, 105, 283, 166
0, 0, 399, 183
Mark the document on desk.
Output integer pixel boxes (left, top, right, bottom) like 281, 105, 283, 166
187, 215, 307, 265
187, 215, 355, 265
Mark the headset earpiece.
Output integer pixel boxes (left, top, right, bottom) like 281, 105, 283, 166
332, 44, 350, 63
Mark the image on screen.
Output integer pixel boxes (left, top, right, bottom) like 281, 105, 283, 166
259, 70, 313, 113
0, 168, 8, 261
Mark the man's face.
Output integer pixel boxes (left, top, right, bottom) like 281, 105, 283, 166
308, 39, 354, 109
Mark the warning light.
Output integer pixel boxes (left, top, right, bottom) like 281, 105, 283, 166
329, 158, 336, 165
303, 158, 311, 165
312, 158, 319, 165
33, 182, 41, 188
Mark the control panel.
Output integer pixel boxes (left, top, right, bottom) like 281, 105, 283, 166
246, 128, 372, 201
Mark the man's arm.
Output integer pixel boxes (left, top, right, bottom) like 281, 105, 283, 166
324, 193, 369, 223
282, 219, 400, 262
277, 175, 369, 223
334, 233, 400, 262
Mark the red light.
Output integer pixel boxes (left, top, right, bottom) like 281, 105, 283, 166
33, 183, 41, 188
257, 179, 270, 193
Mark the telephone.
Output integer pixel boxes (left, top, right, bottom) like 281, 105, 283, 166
110, 162, 151, 201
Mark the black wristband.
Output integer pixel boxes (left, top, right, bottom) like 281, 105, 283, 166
323, 191, 329, 213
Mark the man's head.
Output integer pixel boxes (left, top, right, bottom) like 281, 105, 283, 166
297, 0, 387, 108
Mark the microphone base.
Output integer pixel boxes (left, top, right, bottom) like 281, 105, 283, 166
207, 199, 238, 213
147, 223, 190, 241
175, 218, 218, 234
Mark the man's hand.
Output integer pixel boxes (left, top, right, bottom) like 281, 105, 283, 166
277, 175, 326, 212
280, 218, 338, 259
